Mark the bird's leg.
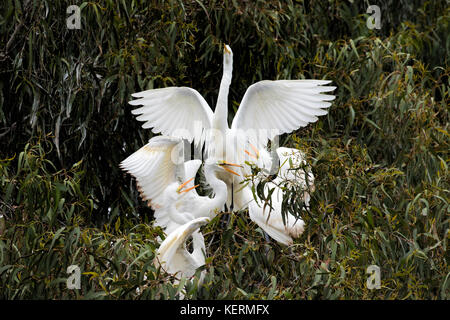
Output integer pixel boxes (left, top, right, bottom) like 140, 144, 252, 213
264, 231, 271, 243
264, 232, 271, 255
221, 203, 229, 229
262, 230, 272, 255
229, 182, 234, 213
226, 183, 233, 227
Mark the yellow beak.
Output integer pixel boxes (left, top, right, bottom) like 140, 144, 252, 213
222, 166, 240, 176
179, 184, 200, 194
245, 150, 258, 159
219, 161, 241, 176
249, 143, 260, 157
221, 161, 241, 167
176, 177, 194, 193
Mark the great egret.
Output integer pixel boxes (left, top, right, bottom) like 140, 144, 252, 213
244, 147, 315, 245
129, 44, 336, 210
154, 217, 210, 281
120, 136, 241, 235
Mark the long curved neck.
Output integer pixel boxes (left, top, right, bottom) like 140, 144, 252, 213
213, 58, 232, 132
205, 168, 228, 212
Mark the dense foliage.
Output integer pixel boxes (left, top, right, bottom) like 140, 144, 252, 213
0, 0, 448, 299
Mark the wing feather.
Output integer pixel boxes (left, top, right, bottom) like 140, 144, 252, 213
129, 87, 213, 146
120, 136, 185, 208
231, 80, 336, 143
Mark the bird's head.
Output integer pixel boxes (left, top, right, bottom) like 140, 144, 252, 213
175, 177, 199, 195
205, 158, 241, 176
223, 44, 232, 55
222, 44, 233, 74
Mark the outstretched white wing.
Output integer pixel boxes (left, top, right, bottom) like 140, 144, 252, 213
129, 87, 214, 147
120, 136, 185, 209
231, 80, 336, 145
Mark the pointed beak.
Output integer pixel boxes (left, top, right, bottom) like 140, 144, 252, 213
223, 44, 231, 54
221, 161, 241, 167
222, 166, 240, 176
249, 143, 260, 158
176, 177, 194, 193
179, 184, 200, 194
245, 150, 258, 159
219, 161, 242, 176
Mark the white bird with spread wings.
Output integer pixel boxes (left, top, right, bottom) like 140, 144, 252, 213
129, 44, 335, 212
125, 44, 336, 245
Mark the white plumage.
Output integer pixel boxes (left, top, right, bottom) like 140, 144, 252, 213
121, 137, 241, 285
126, 44, 335, 245
231, 80, 335, 144
129, 88, 213, 148
120, 135, 241, 235
154, 217, 210, 280
246, 147, 315, 245
128, 45, 334, 213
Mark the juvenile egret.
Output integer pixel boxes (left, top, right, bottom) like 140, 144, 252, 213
245, 147, 315, 245
154, 217, 210, 280
120, 136, 241, 235
128, 44, 336, 210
